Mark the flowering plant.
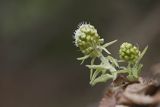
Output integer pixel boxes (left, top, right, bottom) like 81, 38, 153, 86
73, 23, 148, 86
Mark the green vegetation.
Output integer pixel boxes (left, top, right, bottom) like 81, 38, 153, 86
73, 23, 148, 86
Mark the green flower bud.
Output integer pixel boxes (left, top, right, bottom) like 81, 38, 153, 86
74, 23, 104, 57
119, 42, 140, 63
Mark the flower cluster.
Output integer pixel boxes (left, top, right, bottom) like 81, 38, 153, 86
74, 23, 104, 57
119, 42, 140, 63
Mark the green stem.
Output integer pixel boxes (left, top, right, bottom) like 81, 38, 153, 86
90, 69, 99, 84
90, 58, 95, 80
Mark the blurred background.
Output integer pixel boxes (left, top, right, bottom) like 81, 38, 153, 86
1, 0, 160, 107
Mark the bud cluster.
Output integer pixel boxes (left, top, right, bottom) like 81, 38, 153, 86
119, 42, 140, 63
74, 23, 104, 57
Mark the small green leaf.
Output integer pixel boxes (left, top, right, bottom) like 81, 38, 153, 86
90, 74, 113, 86
77, 55, 90, 60
136, 46, 148, 64
107, 56, 119, 67
90, 70, 99, 83
103, 40, 117, 48
86, 64, 111, 70
77, 55, 90, 64
100, 47, 111, 54
137, 64, 143, 75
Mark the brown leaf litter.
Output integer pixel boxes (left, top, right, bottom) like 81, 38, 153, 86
99, 76, 160, 107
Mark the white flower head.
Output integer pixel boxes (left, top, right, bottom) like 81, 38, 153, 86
74, 23, 97, 46
73, 23, 104, 57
